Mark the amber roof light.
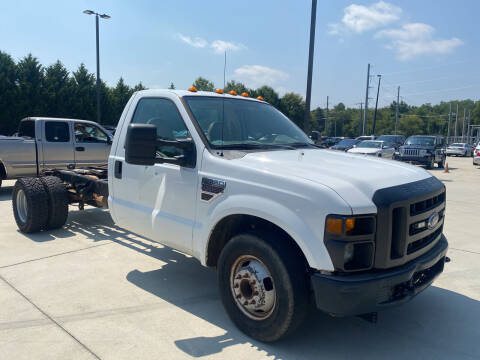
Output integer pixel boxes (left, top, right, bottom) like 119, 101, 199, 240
257, 96, 265, 101
188, 86, 197, 92
229, 90, 237, 96
241, 92, 249, 97
215, 89, 224, 94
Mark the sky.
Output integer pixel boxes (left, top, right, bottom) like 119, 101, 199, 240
0, 0, 478, 108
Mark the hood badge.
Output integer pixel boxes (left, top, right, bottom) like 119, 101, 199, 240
427, 212, 439, 229
201, 177, 226, 202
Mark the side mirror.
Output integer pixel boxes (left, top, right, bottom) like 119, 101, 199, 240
125, 124, 157, 165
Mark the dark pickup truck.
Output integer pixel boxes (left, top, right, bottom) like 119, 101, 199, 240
397, 135, 446, 169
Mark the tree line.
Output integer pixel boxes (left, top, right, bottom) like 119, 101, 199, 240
1, 50, 479, 139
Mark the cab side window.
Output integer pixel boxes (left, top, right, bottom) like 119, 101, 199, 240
75, 123, 108, 143
131, 98, 190, 158
45, 121, 70, 142
18, 120, 35, 138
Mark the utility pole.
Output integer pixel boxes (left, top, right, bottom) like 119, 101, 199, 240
325, 96, 329, 136
454, 104, 459, 138
447, 102, 452, 142
303, 0, 317, 134
357, 102, 364, 136
372, 74, 382, 136
462, 107, 466, 141
466, 109, 471, 143
395, 86, 400, 135
363, 64, 371, 136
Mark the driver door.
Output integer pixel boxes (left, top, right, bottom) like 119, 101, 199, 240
110, 97, 198, 254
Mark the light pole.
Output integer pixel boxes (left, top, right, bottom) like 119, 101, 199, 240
83, 10, 110, 124
303, 0, 317, 134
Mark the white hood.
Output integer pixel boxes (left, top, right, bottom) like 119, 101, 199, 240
235, 149, 431, 214
347, 147, 379, 154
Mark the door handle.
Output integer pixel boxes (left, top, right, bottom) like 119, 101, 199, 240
114, 160, 122, 179
75, 146, 85, 152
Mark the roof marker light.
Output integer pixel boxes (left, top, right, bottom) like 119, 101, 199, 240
241, 92, 249, 97
257, 96, 265, 101
229, 90, 237, 96
188, 86, 197, 92
215, 89, 224, 94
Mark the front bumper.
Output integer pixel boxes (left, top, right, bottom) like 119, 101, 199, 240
396, 155, 431, 165
311, 235, 448, 316
473, 157, 480, 165
446, 150, 464, 156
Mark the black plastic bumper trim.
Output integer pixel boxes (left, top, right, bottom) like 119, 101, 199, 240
311, 235, 448, 316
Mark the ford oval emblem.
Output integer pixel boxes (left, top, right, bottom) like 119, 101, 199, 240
427, 212, 439, 229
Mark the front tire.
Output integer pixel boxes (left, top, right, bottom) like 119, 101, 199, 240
437, 156, 445, 169
12, 178, 49, 233
217, 232, 309, 342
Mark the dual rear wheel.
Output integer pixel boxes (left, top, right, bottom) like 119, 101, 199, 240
12, 176, 69, 233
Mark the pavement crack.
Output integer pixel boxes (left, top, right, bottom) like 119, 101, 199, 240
0, 242, 113, 269
449, 247, 480, 255
0, 274, 101, 360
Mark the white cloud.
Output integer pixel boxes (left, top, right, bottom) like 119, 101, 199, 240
329, 1, 402, 35
233, 65, 289, 88
177, 33, 245, 54
210, 40, 246, 54
375, 23, 463, 60
177, 33, 207, 48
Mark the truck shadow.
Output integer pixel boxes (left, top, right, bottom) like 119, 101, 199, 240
16, 208, 480, 359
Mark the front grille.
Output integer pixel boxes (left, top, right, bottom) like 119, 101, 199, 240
372, 177, 446, 269
402, 149, 420, 156
410, 192, 445, 216
407, 226, 443, 255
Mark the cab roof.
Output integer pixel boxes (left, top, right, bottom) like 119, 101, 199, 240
135, 89, 265, 103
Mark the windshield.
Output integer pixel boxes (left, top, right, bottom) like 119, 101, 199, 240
405, 136, 435, 146
337, 139, 357, 146
184, 97, 313, 149
450, 143, 464, 147
377, 135, 399, 142
357, 141, 382, 148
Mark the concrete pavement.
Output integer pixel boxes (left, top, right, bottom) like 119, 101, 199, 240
0, 156, 479, 359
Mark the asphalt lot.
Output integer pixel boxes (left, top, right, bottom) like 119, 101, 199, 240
0, 156, 479, 360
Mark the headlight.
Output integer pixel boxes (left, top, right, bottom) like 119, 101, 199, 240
324, 215, 376, 272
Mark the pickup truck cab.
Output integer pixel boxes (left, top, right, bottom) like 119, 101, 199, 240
0, 117, 112, 186
12, 89, 449, 342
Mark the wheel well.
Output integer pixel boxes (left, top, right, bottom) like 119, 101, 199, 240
0, 162, 6, 179
206, 214, 308, 269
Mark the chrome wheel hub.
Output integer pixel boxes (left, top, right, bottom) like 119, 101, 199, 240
230, 255, 276, 320
16, 189, 28, 223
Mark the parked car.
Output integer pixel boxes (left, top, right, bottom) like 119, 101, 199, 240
347, 140, 395, 158
446, 143, 472, 157
397, 135, 445, 169
11, 89, 448, 342
355, 135, 376, 141
473, 144, 480, 165
376, 134, 406, 150
330, 138, 361, 151
103, 125, 117, 136
0, 117, 112, 187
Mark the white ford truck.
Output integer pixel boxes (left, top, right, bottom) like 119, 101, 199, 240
12, 89, 448, 342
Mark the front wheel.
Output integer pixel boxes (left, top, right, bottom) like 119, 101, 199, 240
217, 232, 309, 342
437, 156, 445, 169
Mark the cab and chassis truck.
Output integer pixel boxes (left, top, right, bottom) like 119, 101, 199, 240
12, 89, 449, 342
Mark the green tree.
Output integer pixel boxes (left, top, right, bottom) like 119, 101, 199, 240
71, 63, 96, 120
279, 93, 304, 128
16, 54, 45, 121
43, 60, 72, 118
133, 82, 146, 92
224, 80, 248, 94
168, 82, 175, 89
0, 51, 18, 134
111, 77, 132, 125
192, 77, 214, 91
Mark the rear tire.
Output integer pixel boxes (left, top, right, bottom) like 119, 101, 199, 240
217, 232, 309, 342
437, 156, 445, 169
12, 178, 49, 233
40, 176, 68, 230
